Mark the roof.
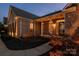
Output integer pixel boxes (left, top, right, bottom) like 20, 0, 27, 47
36, 10, 62, 19
43, 10, 62, 17
63, 3, 77, 9
10, 5, 39, 19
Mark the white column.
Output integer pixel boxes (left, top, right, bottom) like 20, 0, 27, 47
41, 22, 44, 36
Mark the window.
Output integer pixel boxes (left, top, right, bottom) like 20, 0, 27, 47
59, 22, 64, 35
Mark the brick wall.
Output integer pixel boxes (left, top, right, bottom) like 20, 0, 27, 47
64, 5, 79, 36
43, 21, 49, 35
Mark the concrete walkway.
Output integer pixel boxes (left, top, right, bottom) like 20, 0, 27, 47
0, 39, 52, 56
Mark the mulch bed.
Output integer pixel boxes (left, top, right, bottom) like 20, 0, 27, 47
0, 33, 49, 50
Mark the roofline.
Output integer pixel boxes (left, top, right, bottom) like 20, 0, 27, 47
63, 3, 71, 9
9, 5, 39, 19
63, 3, 77, 10
35, 10, 62, 19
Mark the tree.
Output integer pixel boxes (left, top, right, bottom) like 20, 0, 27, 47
0, 22, 5, 33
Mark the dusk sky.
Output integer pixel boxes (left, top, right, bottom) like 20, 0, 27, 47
0, 3, 66, 21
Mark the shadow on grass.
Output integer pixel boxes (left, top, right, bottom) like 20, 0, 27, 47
0, 33, 49, 50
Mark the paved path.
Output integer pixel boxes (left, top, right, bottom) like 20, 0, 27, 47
0, 39, 52, 56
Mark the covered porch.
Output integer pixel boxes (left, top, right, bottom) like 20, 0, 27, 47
33, 11, 64, 38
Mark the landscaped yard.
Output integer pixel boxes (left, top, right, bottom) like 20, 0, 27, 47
0, 32, 50, 50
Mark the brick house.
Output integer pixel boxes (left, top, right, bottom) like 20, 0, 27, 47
6, 5, 65, 38
6, 3, 79, 38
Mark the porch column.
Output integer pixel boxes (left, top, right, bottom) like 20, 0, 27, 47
52, 21, 56, 35
19, 19, 22, 37
33, 21, 36, 36
41, 22, 44, 36
49, 20, 53, 35
15, 17, 19, 37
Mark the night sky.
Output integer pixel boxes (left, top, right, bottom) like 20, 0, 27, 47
0, 3, 66, 21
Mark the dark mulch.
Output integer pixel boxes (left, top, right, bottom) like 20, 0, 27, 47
23, 36, 49, 49
0, 33, 49, 50
0, 33, 23, 50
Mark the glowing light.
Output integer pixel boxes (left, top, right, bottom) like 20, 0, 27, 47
15, 32, 18, 36
9, 32, 11, 36
15, 17, 18, 19
11, 32, 14, 37
52, 23, 56, 29
30, 23, 33, 30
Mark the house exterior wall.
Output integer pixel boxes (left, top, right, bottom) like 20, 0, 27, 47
7, 9, 33, 38
43, 21, 49, 35
7, 8, 16, 37
13, 17, 33, 38
33, 21, 41, 36
64, 4, 79, 36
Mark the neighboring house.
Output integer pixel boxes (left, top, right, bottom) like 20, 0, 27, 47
7, 6, 39, 38
5, 3, 79, 38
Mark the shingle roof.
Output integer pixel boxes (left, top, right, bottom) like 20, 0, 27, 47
10, 5, 39, 19
36, 10, 62, 19
42, 10, 62, 17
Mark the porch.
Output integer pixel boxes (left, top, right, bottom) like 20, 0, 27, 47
33, 12, 64, 38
